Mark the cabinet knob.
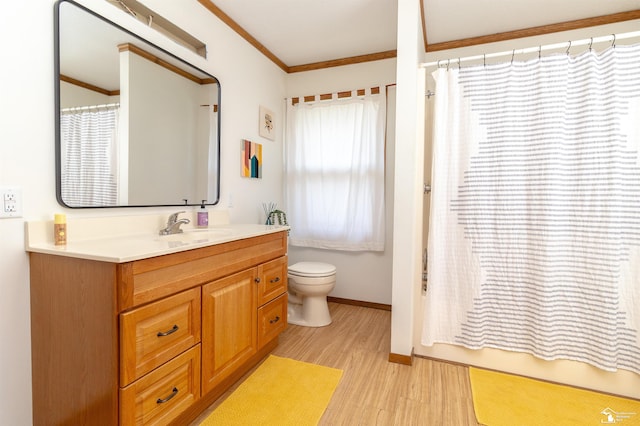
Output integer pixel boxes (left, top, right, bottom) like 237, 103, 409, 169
255, 277, 261, 283
269, 316, 280, 324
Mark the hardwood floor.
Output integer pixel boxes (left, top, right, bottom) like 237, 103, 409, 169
191, 302, 480, 425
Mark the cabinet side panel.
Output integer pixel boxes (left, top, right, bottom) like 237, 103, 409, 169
30, 253, 119, 426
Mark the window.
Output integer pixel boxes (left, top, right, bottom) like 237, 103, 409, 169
284, 90, 386, 251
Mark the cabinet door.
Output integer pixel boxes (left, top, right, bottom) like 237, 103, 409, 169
201, 268, 258, 394
257, 256, 288, 306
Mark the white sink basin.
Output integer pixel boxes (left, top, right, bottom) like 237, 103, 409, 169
158, 228, 233, 243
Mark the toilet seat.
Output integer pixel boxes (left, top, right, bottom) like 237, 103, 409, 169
288, 262, 336, 278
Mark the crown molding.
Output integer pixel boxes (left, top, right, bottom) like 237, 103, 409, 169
425, 9, 640, 52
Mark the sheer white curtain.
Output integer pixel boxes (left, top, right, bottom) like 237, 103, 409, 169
284, 89, 386, 251
423, 45, 640, 373
60, 104, 119, 206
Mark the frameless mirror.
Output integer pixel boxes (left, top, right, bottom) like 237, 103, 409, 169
55, 0, 220, 208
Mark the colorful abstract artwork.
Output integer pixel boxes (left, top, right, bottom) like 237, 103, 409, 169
241, 139, 262, 178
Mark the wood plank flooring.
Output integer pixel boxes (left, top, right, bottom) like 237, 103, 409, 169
191, 302, 480, 425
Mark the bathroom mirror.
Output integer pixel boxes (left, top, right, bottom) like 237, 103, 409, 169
55, 0, 220, 208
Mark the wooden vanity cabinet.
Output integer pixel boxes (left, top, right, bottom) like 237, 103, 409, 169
29, 231, 288, 426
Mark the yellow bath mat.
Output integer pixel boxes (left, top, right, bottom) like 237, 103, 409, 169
200, 355, 342, 426
469, 367, 640, 425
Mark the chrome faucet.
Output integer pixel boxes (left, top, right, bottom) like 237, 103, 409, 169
159, 211, 190, 235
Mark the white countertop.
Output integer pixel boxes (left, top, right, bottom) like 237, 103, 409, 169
25, 213, 289, 263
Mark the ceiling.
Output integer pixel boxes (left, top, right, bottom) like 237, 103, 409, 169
198, 0, 640, 72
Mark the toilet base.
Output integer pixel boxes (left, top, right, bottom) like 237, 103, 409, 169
287, 294, 332, 327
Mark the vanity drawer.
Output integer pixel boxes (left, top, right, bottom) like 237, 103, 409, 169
120, 287, 201, 386
258, 293, 287, 349
257, 256, 288, 306
120, 345, 200, 426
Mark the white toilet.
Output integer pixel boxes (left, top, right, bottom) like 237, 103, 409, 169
287, 262, 336, 327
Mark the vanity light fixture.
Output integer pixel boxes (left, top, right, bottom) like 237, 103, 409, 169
105, 0, 207, 58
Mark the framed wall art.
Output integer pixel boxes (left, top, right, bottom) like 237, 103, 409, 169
259, 105, 275, 140
241, 139, 262, 178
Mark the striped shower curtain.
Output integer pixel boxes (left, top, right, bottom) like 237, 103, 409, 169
422, 44, 640, 373
60, 105, 119, 207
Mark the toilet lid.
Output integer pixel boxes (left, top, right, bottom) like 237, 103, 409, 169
288, 262, 336, 277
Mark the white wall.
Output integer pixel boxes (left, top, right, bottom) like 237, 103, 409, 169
415, 19, 640, 398
0, 0, 286, 424
284, 60, 397, 305
126, 51, 200, 204
390, 0, 427, 357
60, 80, 116, 107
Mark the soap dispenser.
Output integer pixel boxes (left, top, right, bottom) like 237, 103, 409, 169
197, 200, 208, 227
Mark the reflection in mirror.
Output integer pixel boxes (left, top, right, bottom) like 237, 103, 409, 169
56, 0, 220, 208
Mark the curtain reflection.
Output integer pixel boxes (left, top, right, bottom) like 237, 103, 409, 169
61, 103, 119, 206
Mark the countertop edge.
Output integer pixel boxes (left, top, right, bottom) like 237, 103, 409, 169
26, 224, 289, 263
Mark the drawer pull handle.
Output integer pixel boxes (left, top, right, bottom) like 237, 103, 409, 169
157, 325, 179, 337
270, 316, 280, 324
255, 277, 261, 283
156, 387, 178, 404
270, 277, 281, 283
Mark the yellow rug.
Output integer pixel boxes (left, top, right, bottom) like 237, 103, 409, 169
200, 355, 342, 426
469, 367, 640, 425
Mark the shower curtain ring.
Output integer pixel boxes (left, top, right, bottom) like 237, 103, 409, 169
447, 59, 450, 71
566, 41, 571, 56
589, 38, 593, 51
458, 58, 461, 69
511, 49, 515, 65
483, 54, 486, 68
611, 34, 616, 48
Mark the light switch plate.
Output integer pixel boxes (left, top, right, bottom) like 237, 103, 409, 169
0, 186, 22, 218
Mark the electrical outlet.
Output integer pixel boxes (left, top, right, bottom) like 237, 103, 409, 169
0, 186, 22, 218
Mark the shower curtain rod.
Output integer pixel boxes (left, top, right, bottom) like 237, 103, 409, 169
420, 30, 640, 68
61, 103, 120, 112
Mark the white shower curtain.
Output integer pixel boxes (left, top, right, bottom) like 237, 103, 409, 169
423, 44, 640, 373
